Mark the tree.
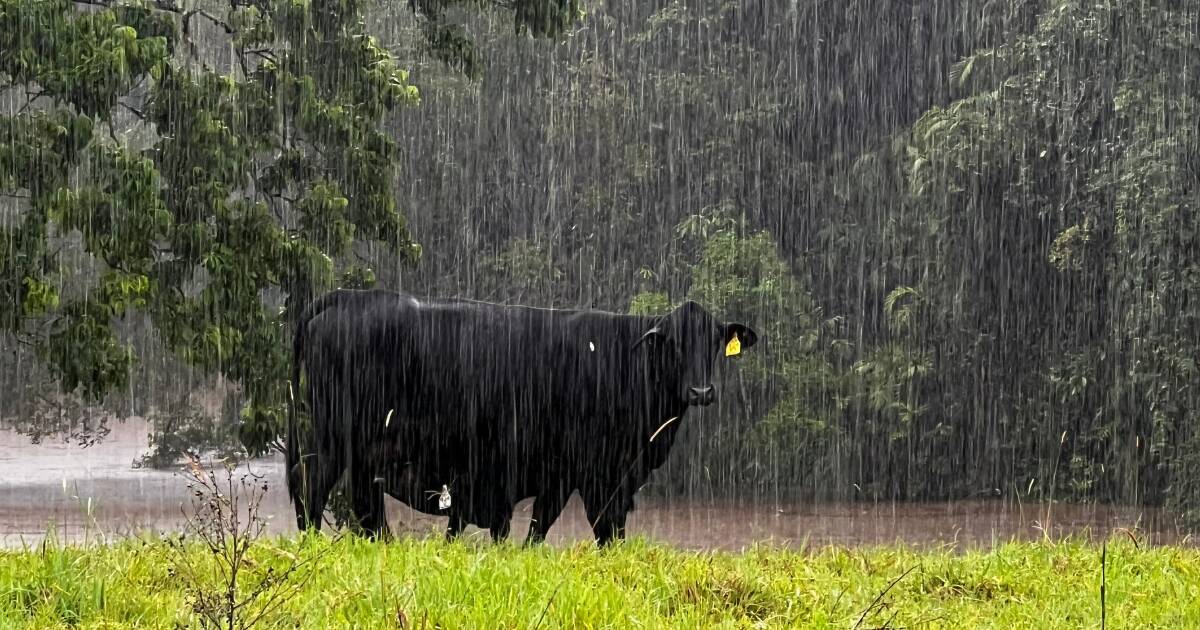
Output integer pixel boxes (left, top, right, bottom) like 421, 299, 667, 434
0, 0, 582, 456
902, 0, 1200, 513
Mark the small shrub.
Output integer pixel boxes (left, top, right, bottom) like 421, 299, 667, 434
167, 456, 339, 629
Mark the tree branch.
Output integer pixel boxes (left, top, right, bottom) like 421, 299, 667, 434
251, 171, 286, 223
17, 90, 49, 114
118, 101, 146, 119
246, 49, 278, 62
183, 9, 235, 36
235, 46, 251, 79
72, 0, 180, 11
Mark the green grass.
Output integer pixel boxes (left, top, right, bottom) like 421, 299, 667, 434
0, 533, 1196, 629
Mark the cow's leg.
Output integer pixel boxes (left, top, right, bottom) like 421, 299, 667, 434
445, 511, 466, 541
349, 464, 391, 539
290, 457, 315, 531
483, 483, 514, 543
591, 508, 628, 547
581, 484, 632, 547
524, 489, 570, 546
295, 453, 343, 531
292, 372, 345, 531
489, 517, 512, 543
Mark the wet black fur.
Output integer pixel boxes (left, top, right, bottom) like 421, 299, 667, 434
287, 288, 758, 545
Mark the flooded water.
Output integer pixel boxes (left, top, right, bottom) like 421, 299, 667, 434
0, 420, 1191, 550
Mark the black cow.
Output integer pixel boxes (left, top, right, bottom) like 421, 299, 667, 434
286, 289, 758, 544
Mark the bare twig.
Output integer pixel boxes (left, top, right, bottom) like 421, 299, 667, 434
170, 456, 341, 628
829, 586, 847, 615
1115, 528, 1140, 549
1101, 542, 1107, 630
878, 605, 902, 629
853, 565, 917, 630
532, 578, 567, 630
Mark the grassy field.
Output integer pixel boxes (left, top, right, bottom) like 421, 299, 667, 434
0, 533, 1196, 629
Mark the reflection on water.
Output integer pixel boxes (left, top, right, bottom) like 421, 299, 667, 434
0, 420, 1191, 549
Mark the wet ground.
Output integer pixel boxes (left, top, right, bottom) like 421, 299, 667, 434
0, 420, 1192, 550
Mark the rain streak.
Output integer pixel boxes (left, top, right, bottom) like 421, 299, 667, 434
0, 0, 1197, 627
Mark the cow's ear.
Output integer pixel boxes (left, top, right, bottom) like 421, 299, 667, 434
633, 327, 665, 349
724, 323, 758, 350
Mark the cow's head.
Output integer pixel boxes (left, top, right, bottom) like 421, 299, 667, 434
633, 301, 758, 407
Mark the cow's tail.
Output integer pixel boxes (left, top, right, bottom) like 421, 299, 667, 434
286, 291, 338, 508
286, 311, 307, 511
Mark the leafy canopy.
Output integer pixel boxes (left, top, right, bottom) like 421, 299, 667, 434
0, 0, 581, 454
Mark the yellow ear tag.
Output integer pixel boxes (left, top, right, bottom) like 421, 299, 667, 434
725, 333, 741, 357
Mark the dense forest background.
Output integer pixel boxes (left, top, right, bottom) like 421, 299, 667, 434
3, 0, 1199, 525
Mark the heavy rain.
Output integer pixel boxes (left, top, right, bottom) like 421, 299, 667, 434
1, 0, 1198, 626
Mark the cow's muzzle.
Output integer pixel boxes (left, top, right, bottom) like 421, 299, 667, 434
687, 385, 716, 406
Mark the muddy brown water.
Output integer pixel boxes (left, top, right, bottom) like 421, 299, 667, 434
0, 420, 1191, 550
